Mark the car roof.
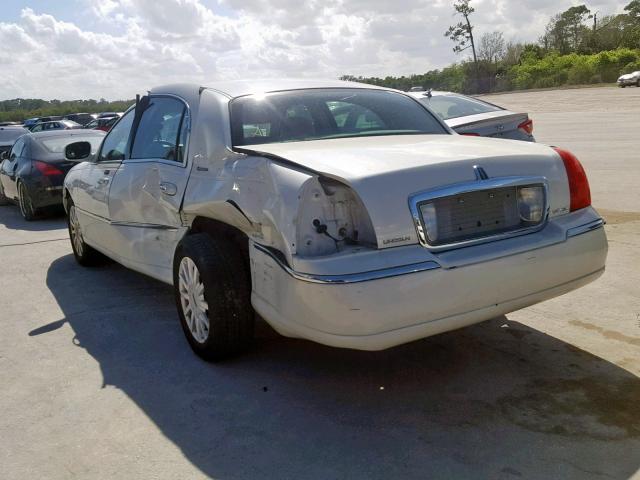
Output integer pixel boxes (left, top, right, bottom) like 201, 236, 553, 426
149, 79, 393, 103
29, 129, 104, 139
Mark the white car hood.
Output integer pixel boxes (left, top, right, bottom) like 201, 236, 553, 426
245, 134, 570, 248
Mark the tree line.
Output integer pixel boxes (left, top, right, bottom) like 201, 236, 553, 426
0, 98, 134, 123
342, 0, 640, 93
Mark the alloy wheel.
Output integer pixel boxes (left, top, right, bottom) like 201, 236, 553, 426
68, 205, 84, 257
178, 257, 210, 343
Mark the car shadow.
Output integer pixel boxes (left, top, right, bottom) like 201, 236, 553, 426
0, 204, 66, 232
38, 254, 640, 479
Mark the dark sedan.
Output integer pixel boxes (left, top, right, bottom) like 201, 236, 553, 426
0, 130, 105, 220
0, 125, 29, 159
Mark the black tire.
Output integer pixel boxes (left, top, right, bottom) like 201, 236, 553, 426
67, 201, 104, 266
173, 233, 254, 361
637, 80, 640, 87
18, 181, 37, 220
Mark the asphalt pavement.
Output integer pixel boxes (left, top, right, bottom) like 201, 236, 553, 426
1, 86, 639, 479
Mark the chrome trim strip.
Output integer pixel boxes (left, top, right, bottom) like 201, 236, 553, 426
74, 206, 178, 230
566, 218, 605, 238
408, 176, 549, 252
253, 243, 441, 284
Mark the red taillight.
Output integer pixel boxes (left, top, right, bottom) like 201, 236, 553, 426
553, 147, 591, 212
518, 118, 533, 135
34, 161, 64, 176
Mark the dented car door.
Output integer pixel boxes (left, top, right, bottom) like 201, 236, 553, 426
106, 95, 191, 276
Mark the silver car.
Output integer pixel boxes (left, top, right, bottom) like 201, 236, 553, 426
62, 80, 606, 361
617, 71, 640, 87
408, 90, 535, 142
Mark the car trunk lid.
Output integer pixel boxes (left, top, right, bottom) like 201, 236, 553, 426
240, 134, 570, 249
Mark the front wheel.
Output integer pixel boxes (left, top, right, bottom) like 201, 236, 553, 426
18, 182, 37, 220
173, 234, 254, 361
67, 202, 104, 266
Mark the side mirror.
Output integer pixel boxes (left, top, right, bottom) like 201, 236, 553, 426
65, 141, 92, 161
0, 151, 8, 161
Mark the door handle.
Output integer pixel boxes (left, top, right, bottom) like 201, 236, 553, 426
159, 181, 177, 196
97, 177, 110, 185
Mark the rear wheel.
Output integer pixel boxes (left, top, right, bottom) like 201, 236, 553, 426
18, 182, 37, 220
173, 234, 254, 361
637, 79, 640, 87
67, 202, 104, 266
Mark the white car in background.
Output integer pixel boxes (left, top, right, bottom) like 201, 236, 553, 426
408, 90, 535, 142
61, 79, 607, 361
617, 70, 640, 87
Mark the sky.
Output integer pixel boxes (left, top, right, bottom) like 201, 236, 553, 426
0, 0, 632, 100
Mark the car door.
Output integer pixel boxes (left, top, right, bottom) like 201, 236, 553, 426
70, 110, 135, 253
107, 95, 191, 278
0, 137, 27, 200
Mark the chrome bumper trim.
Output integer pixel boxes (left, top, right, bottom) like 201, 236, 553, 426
253, 243, 441, 284
566, 218, 605, 238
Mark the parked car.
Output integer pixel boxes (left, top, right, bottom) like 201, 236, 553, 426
29, 120, 83, 132
84, 116, 119, 132
0, 121, 22, 127
0, 125, 28, 159
63, 113, 97, 126
407, 90, 535, 142
97, 112, 120, 119
617, 71, 640, 87
23, 117, 41, 128
62, 80, 607, 361
0, 129, 105, 219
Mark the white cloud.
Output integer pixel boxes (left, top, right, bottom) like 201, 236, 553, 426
0, 0, 632, 100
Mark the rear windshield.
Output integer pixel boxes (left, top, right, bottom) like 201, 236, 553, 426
39, 135, 103, 154
419, 94, 502, 121
230, 89, 447, 146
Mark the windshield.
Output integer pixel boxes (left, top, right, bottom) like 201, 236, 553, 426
419, 94, 503, 121
39, 135, 103, 154
230, 89, 447, 146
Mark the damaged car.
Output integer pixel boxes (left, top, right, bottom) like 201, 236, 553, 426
62, 80, 607, 360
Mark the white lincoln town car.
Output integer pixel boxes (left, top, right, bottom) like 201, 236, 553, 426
62, 79, 607, 360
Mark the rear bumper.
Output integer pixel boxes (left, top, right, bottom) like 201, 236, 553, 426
618, 79, 638, 86
250, 208, 607, 350
24, 179, 64, 209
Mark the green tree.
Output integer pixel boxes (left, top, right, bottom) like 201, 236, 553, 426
444, 0, 479, 89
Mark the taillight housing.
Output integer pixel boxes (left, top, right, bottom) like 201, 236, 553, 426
34, 160, 64, 176
553, 147, 591, 212
518, 118, 534, 135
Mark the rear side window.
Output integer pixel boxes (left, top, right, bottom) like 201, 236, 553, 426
10, 137, 26, 159
420, 94, 502, 120
130, 97, 188, 163
98, 110, 134, 162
